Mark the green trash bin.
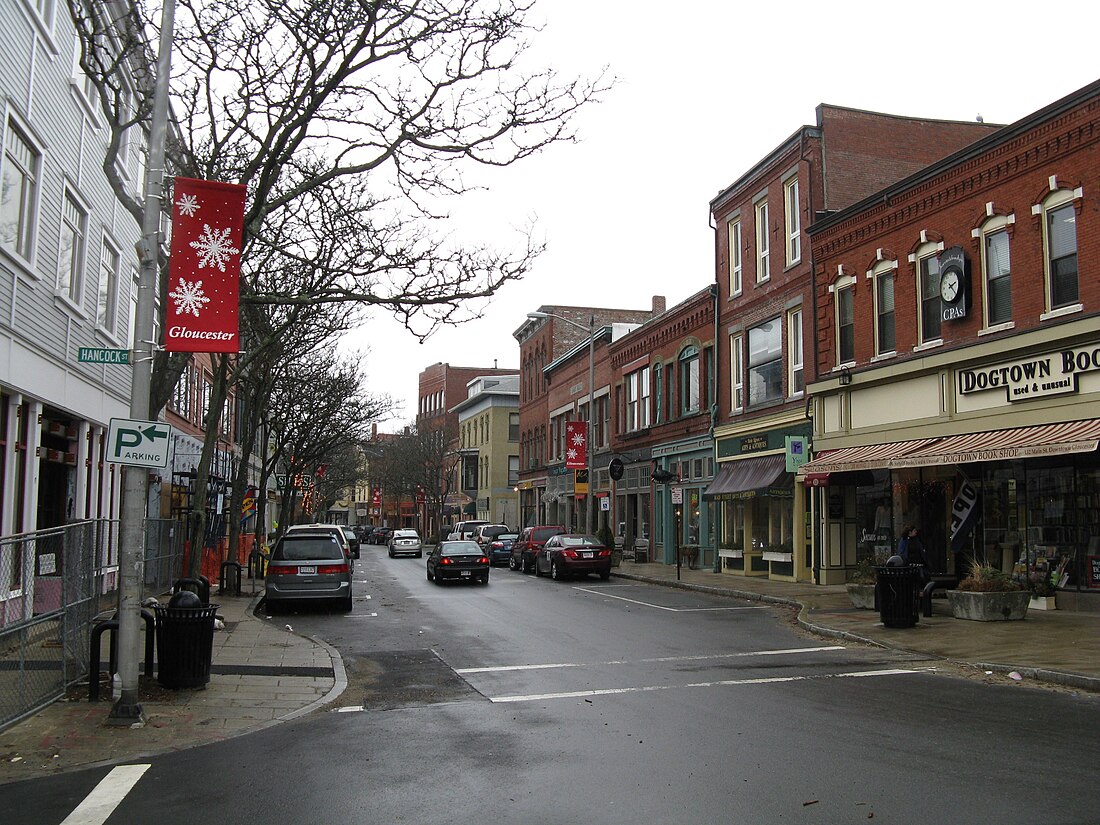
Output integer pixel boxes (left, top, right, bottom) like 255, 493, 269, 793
154, 601, 219, 688
875, 565, 919, 628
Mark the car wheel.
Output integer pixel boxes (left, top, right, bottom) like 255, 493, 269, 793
599, 570, 610, 581
426, 566, 434, 581
389, 550, 394, 558
480, 573, 489, 585
416, 551, 423, 558
509, 556, 517, 571
265, 598, 279, 615
534, 558, 544, 577
523, 557, 532, 574
551, 560, 563, 581
339, 594, 353, 612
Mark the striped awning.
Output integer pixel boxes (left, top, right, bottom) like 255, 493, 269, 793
704, 454, 792, 500
798, 419, 1100, 476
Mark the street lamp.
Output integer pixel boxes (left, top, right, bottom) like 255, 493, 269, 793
527, 311, 596, 534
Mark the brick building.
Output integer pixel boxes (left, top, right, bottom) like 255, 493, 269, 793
707, 105, 999, 582
799, 79, 1100, 604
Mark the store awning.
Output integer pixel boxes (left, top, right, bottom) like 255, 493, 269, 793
703, 454, 791, 500
798, 419, 1100, 476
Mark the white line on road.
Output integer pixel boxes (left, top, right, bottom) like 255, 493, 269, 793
571, 586, 768, 612
60, 764, 150, 825
489, 668, 925, 703
455, 646, 845, 674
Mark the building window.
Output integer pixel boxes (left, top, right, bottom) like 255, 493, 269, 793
626, 366, 650, 431
679, 347, 700, 415
653, 363, 663, 424
755, 199, 769, 283
784, 177, 800, 266
508, 456, 519, 487
875, 267, 896, 354
170, 363, 193, 419
508, 413, 519, 442
982, 226, 1012, 326
1044, 199, 1078, 309
97, 238, 121, 335
747, 319, 782, 406
729, 334, 744, 413
58, 190, 88, 304
787, 307, 803, 397
918, 249, 942, 344
836, 285, 855, 365
1, 120, 41, 261
728, 218, 742, 295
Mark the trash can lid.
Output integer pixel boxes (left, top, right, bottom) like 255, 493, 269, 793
168, 590, 203, 608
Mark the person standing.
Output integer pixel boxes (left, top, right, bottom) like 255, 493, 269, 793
898, 524, 930, 582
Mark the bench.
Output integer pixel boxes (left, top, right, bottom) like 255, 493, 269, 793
920, 574, 956, 617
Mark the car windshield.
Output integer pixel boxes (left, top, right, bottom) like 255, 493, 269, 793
441, 541, 480, 555
273, 537, 344, 561
558, 535, 601, 547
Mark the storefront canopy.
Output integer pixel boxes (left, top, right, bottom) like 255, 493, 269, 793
798, 419, 1100, 479
703, 454, 791, 500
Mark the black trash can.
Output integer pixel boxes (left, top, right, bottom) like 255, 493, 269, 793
875, 565, 919, 628
153, 600, 219, 688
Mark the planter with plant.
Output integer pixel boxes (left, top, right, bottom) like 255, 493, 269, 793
846, 556, 878, 609
947, 561, 1029, 621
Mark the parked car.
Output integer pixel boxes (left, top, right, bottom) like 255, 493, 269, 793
486, 533, 518, 566
353, 524, 373, 542
472, 523, 510, 548
265, 531, 352, 612
388, 529, 423, 558
370, 527, 394, 545
447, 520, 488, 541
340, 525, 361, 559
536, 533, 612, 581
426, 540, 489, 584
285, 523, 354, 569
510, 525, 567, 573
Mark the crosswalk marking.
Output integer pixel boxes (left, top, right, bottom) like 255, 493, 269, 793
489, 668, 925, 703
60, 764, 149, 825
455, 645, 846, 674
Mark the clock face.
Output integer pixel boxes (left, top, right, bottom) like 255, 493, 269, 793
940, 269, 961, 303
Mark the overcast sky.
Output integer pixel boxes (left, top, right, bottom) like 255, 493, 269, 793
344, 0, 1100, 431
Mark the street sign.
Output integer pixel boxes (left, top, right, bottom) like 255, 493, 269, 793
78, 347, 130, 365
107, 418, 172, 467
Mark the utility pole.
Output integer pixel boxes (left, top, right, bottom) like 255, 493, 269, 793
110, 0, 177, 724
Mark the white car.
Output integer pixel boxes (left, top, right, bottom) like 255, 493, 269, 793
388, 529, 423, 558
447, 520, 488, 541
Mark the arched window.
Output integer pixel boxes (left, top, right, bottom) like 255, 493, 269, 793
678, 346, 700, 415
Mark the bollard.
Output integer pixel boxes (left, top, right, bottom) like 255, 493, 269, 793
248, 550, 267, 579
89, 609, 156, 701
219, 561, 243, 596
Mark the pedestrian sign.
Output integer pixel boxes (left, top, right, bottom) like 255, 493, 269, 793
107, 418, 173, 468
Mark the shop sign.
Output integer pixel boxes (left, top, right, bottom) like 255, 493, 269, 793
717, 423, 811, 460
957, 344, 1100, 403
785, 436, 808, 473
1088, 556, 1100, 590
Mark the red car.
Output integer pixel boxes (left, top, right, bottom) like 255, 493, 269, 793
535, 534, 612, 581
510, 525, 566, 573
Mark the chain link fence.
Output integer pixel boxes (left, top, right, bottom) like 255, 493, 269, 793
0, 519, 183, 731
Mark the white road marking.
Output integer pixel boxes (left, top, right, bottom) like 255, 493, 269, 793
456, 646, 846, 675
490, 668, 925, 703
571, 586, 768, 612
60, 764, 150, 825
345, 613, 379, 618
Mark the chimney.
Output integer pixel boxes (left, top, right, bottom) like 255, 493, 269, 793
651, 295, 666, 315
494, 359, 498, 368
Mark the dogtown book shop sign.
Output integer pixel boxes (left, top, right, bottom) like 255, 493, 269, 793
957, 343, 1100, 403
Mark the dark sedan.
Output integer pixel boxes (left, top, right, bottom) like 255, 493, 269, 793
486, 533, 518, 566
535, 533, 612, 581
426, 540, 490, 585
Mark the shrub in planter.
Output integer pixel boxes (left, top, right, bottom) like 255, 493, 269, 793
948, 561, 1029, 621
846, 557, 877, 609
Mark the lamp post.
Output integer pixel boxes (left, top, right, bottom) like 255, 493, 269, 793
527, 311, 596, 535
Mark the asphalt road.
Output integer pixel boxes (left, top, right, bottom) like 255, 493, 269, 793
6, 550, 1100, 824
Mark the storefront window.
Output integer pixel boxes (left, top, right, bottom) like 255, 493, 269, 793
751, 495, 791, 551
720, 500, 744, 550
686, 490, 699, 544
855, 470, 893, 563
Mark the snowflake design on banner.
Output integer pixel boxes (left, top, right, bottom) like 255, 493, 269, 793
566, 447, 578, 462
571, 430, 586, 447
169, 277, 211, 317
189, 224, 240, 272
175, 193, 200, 217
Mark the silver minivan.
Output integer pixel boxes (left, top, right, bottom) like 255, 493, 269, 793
265, 532, 353, 612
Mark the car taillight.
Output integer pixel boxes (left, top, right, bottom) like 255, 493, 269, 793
490, 542, 502, 550
317, 564, 349, 574
440, 557, 454, 565
598, 549, 611, 557
269, 566, 293, 576
479, 557, 489, 564
561, 550, 578, 559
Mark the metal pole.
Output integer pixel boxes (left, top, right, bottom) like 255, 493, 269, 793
585, 316, 595, 535
110, 0, 176, 725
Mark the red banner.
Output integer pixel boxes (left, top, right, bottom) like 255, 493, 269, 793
166, 177, 247, 352
565, 421, 587, 469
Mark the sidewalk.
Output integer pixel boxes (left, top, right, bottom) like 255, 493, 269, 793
3, 562, 1099, 786
0, 586, 345, 785
612, 559, 1100, 691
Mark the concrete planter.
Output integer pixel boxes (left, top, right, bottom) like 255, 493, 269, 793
846, 583, 876, 609
947, 589, 1030, 621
